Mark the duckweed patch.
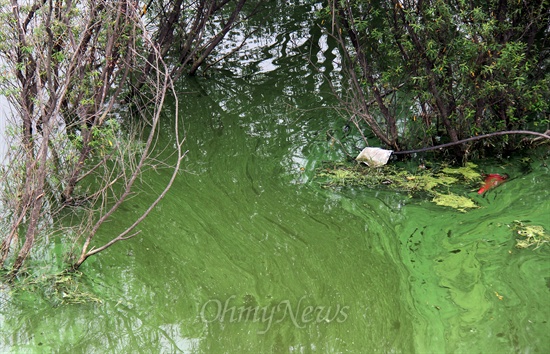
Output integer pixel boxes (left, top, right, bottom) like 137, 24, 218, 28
511, 220, 549, 250
315, 161, 482, 211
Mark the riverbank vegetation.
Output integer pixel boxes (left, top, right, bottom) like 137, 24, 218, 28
0, 1, 183, 277
322, 0, 549, 158
0, 0, 252, 278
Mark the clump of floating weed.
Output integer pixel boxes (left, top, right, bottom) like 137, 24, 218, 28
316, 161, 388, 188
441, 162, 482, 181
3, 270, 102, 306
511, 221, 549, 250
394, 169, 459, 192
315, 161, 481, 211
432, 191, 478, 212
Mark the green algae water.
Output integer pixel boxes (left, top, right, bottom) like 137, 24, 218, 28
1, 4, 549, 353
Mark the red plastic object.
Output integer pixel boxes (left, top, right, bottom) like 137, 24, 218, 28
478, 173, 508, 194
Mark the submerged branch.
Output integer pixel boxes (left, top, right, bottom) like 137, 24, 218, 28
71, 36, 186, 270
392, 130, 550, 155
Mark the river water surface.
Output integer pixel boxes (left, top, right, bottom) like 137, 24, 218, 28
1, 2, 549, 353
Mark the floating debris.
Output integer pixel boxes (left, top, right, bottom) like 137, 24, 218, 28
356, 147, 393, 167
478, 173, 508, 194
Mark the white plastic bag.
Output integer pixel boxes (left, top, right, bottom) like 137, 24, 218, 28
355, 147, 393, 167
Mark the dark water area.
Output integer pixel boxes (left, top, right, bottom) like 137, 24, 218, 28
1, 2, 549, 353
